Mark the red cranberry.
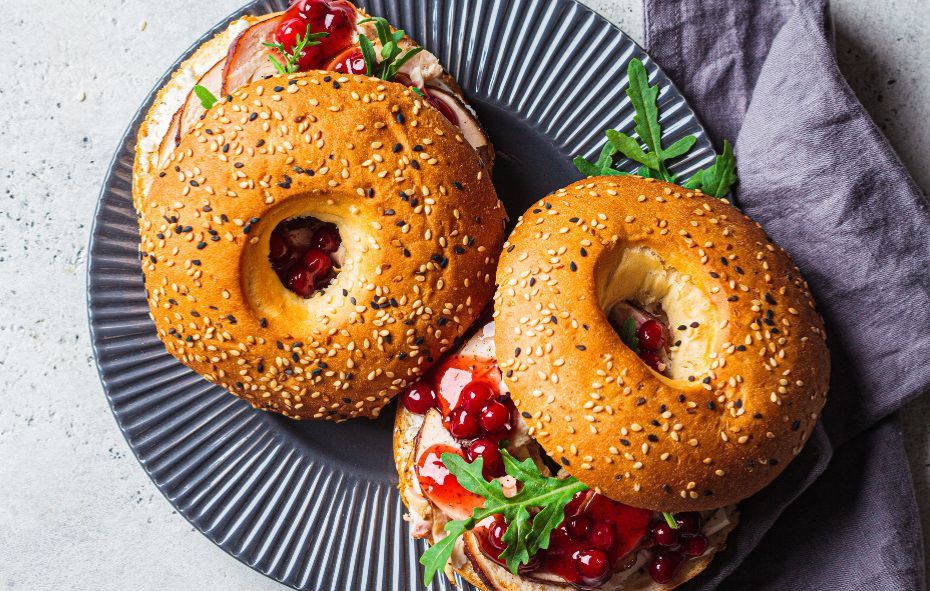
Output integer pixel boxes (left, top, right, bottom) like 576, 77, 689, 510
640, 351, 663, 372
565, 515, 592, 539
311, 223, 340, 253
648, 549, 683, 584
285, 0, 356, 64
401, 382, 435, 414
286, 266, 316, 298
479, 401, 510, 433
650, 522, 679, 547
274, 17, 326, 70
466, 438, 504, 479
682, 534, 709, 557
269, 231, 293, 269
573, 549, 610, 581
488, 516, 508, 552
327, 48, 367, 75
637, 319, 665, 351
589, 522, 615, 551
449, 408, 480, 439
675, 512, 702, 536
302, 248, 333, 278
458, 381, 496, 415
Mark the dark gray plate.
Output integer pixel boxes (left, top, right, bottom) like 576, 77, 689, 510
87, 1, 715, 589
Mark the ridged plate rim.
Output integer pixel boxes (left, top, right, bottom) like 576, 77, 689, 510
87, 1, 716, 589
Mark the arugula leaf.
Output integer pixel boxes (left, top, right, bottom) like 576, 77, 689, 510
619, 317, 639, 354
419, 450, 588, 585
358, 34, 377, 77
262, 24, 328, 75
571, 57, 738, 198
357, 17, 423, 81
683, 139, 737, 197
193, 85, 218, 110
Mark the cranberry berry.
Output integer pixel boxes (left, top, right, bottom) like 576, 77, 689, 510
479, 401, 510, 433
402, 382, 436, 414
488, 515, 508, 552
589, 522, 615, 551
637, 319, 665, 351
573, 549, 610, 581
449, 408, 480, 439
682, 534, 709, 557
650, 521, 679, 547
675, 512, 702, 536
458, 381, 495, 415
466, 438, 504, 479
648, 549, 683, 584
565, 515, 592, 540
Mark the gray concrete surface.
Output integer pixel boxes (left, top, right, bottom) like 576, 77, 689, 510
0, 1, 927, 589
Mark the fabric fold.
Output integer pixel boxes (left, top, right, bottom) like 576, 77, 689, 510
642, 0, 929, 588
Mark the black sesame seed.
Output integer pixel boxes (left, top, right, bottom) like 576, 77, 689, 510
249, 112, 258, 121
396, 112, 405, 124
189, 180, 199, 187
393, 143, 403, 153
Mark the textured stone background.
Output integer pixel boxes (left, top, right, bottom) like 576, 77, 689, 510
0, 1, 927, 589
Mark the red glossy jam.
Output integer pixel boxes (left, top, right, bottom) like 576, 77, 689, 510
433, 356, 501, 415
269, 218, 340, 298
275, 0, 357, 71
476, 491, 651, 589
416, 444, 484, 516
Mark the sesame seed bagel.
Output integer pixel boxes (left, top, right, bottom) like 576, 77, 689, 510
137, 72, 506, 420
494, 176, 829, 511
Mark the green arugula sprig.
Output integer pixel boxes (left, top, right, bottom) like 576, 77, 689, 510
193, 85, 219, 110
420, 450, 588, 586
357, 17, 424, 81
684, 139, 737, 197
262, 24, 329, 75
573, 58, 738, 198
618, 317, 640, 354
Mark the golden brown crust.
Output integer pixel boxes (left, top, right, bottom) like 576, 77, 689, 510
137, 73, 505, 420
494, 176, 829, 511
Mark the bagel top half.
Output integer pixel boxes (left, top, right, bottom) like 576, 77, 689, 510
494, 176, 829, 511
137, 72, 506, 420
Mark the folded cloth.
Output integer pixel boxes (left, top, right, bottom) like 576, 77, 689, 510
643, 0, 930, 588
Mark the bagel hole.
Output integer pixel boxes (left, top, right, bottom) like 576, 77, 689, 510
268, 215, 344, 298
598, 246, 715, 381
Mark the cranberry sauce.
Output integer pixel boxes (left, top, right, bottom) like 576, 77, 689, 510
416, 444, 485, 517
269, 217, 341, 298
645, 512, 710, 584
274, 0, 357, 71
474, 492, 651, 589
404, 354, 515, 485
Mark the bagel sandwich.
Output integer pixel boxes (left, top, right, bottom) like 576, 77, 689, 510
133, 0, 493, 210
394, 175, 829, 589
133, 2, 506, 422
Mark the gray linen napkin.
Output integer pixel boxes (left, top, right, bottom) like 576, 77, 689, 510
643, 0, 930, 588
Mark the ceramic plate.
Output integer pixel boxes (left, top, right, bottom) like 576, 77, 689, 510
87, 1, 715, 588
